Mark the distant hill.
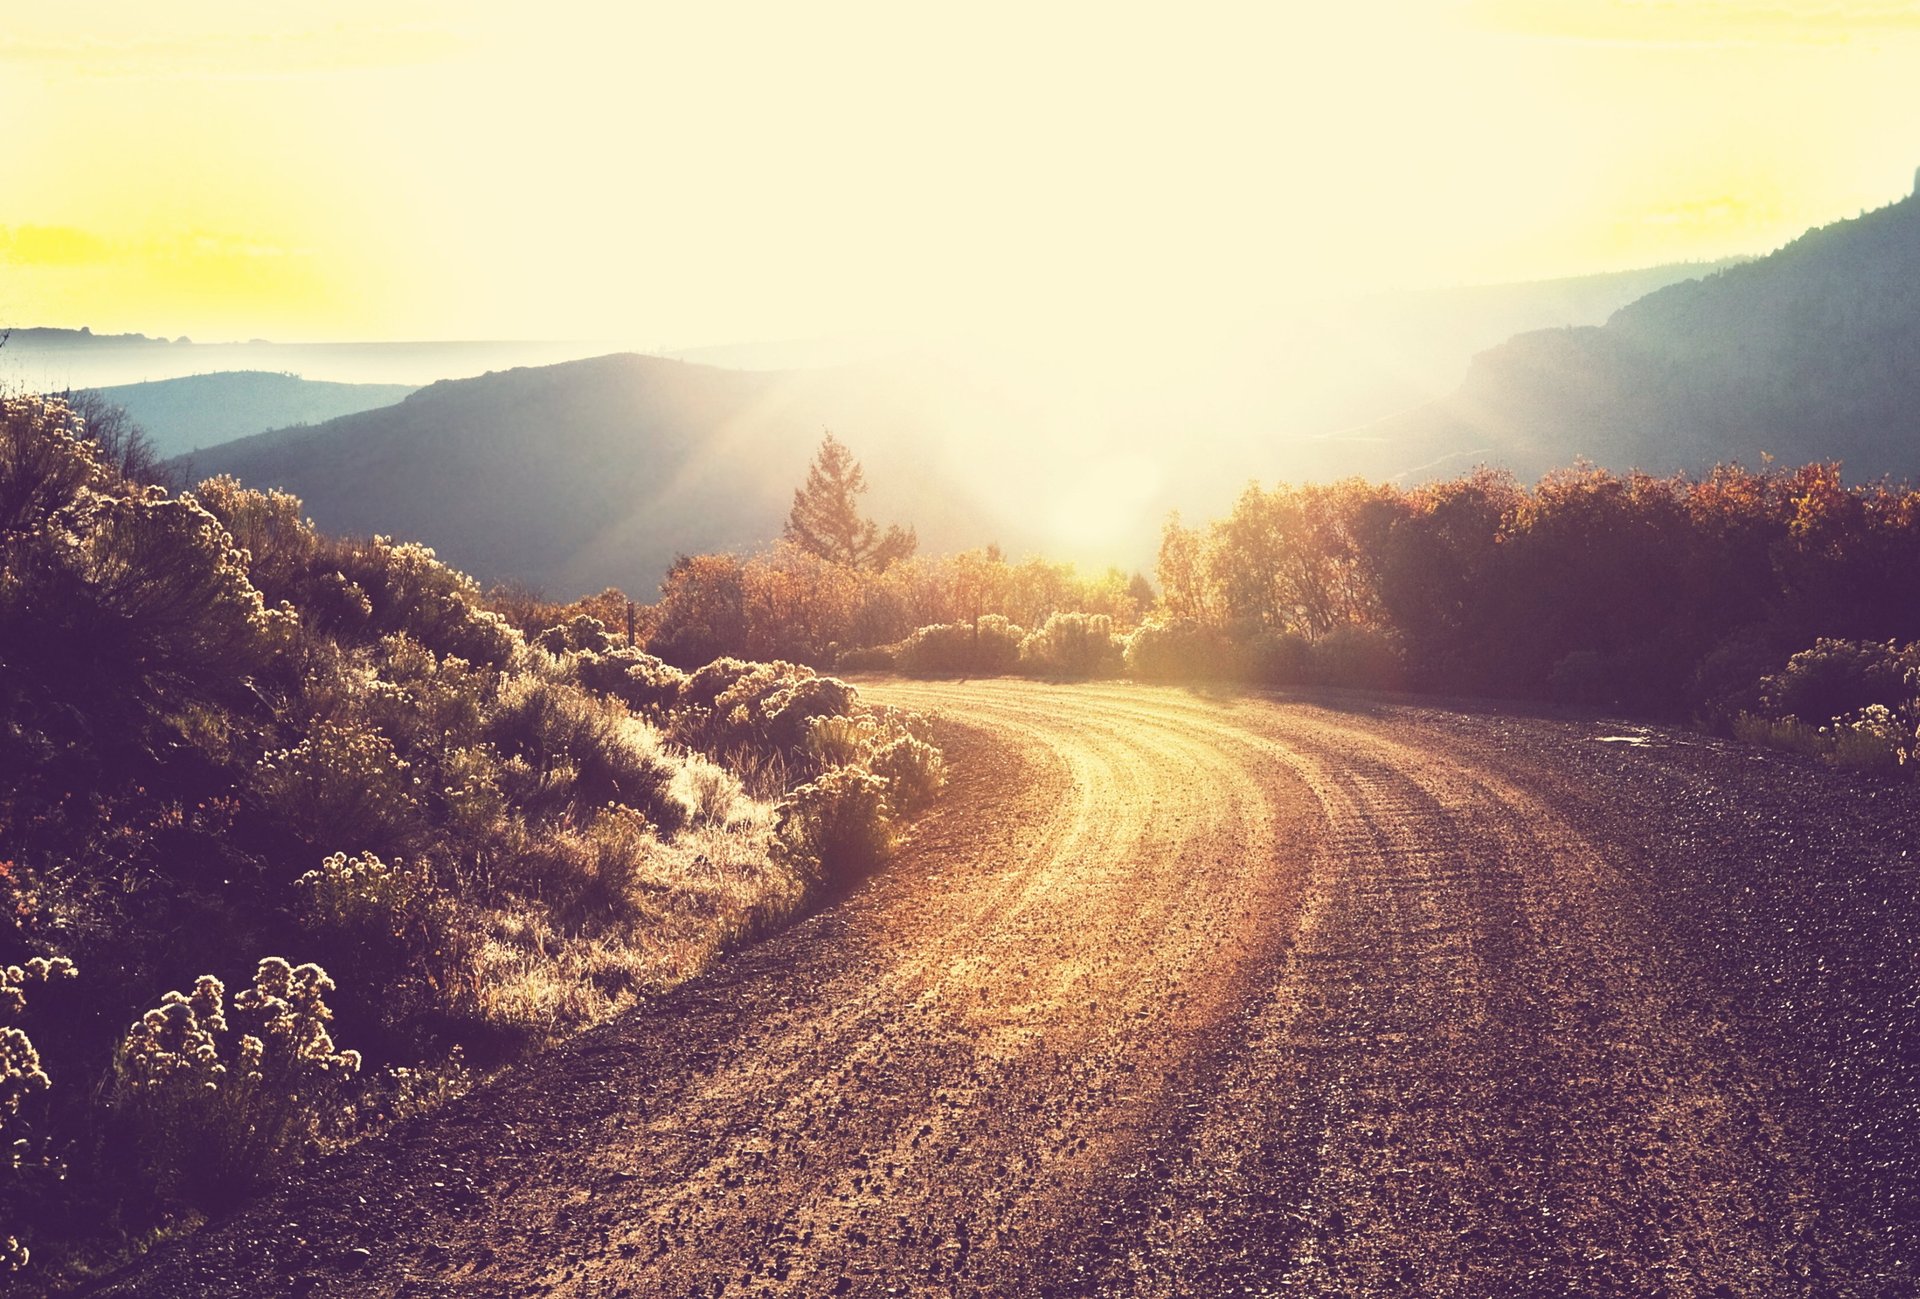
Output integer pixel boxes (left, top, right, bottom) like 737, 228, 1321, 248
179, 354, 1016, 599
0, 330, 617, 389
168, 256, 1750, 597
1363, 186, 1920, 480
74, 371, 416, 457
4, 326, 184, 347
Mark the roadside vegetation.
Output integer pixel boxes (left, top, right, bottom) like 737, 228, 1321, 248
0, 396, 942, 1289
564, 446, 1920, 774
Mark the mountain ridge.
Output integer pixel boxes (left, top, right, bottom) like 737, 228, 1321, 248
177, 352, 1006, 598
76, 370, 417, 457
1382, 190, 1920, 479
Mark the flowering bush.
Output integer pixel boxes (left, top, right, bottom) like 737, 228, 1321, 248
570, 645, 687, 716
296, 851, 442, 1003
253, 718, 422, 852
1, 403, 292, 746
2, 957, 76, 1275
338, 535, 520, 668
535, 613, 616, 656
110, 959, 360, 1209
772, 768, 895, 883
674, 660, 863, 769
0, 395, 953, 1277
805, 713, 878, 771
189, 476, 320, 595
869, 733, 946, 818
440, 743, 509, 841
359, 633, 493, 749
1758, 638, 1918, 725
1824, 704, 1915, 771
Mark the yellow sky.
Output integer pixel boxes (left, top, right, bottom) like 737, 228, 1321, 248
3, 1, 1917, 346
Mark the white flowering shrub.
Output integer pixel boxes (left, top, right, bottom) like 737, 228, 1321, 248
1759, 638, 1919, 726
440, 743, 509, 841
1, 959, 74, 1133
674, 660, 864, 775
372, 633, 490, 732
1735, 700, 1918, 774
294, 848, 474, 1034
773, 768, 895, 883
76, 493, 296, 678
110, 958, 360, 1208
536, 614, 615, 656
673, 657, 758, 715
1823, 704, 1915, 772
189, 476, 320, 597
571, 646, 687, 716
298, 850, 428, 948
2, 957, 76, 1275
307, 568, 377, 636
339, 535, 520, 668
254, 718, 422, 852
805, 713, 877, 771
2, 398, 292, 745
0, 392, 951, 1275
2, 392, 98, 494
870, 734, 947, 818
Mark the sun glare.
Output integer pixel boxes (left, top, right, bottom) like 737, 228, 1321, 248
1045, 453, 1166, 558
4, 2, 1918, 346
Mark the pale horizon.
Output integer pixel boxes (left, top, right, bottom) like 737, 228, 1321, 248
5, 1, 1919, 355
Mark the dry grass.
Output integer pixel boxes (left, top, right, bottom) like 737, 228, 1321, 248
465, 809, 804, 1046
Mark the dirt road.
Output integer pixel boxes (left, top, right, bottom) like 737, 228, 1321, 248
94, 681, 1920, 1298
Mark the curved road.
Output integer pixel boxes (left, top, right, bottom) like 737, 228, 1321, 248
96, 681, 1919, 1298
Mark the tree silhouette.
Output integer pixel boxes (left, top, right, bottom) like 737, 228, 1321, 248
784, 432, 916, 571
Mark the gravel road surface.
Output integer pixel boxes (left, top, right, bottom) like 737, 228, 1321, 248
90, 681, 1920, 1298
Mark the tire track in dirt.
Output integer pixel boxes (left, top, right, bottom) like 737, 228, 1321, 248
93, 680, 1880, 1298
1025, 687, 1856, 1298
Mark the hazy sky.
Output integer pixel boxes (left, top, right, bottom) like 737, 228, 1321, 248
4, 1, 1918, 346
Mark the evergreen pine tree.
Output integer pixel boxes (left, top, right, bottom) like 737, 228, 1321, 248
785, 432, 916, 570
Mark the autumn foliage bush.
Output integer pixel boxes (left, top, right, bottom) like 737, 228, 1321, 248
1147, 464, 1920, 718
